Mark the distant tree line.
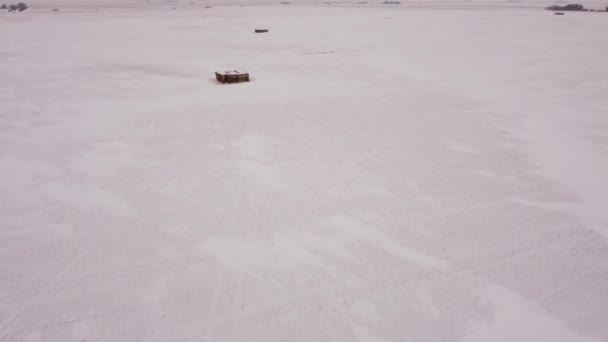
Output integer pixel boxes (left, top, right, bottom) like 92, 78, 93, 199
546, 3, 585, 11
1, 2, 28, 11
546, 3, 608, 11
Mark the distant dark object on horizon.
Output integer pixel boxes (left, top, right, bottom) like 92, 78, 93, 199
281, 1, 290, 4
0, 4, 6, 9
555, 12, 565, 15
255, 29, 269, 33
382, 0, 401, 4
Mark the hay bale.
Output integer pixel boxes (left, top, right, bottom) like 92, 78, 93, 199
255, 29, 269, 33
215, 70, 250, 84
555, 12, 565, 15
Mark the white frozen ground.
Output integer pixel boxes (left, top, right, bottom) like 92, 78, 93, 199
2, 1, 608, 341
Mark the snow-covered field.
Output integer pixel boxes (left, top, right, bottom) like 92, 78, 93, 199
2, 2, 608, 341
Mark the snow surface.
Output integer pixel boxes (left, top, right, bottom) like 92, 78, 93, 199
1, 2, 608, 341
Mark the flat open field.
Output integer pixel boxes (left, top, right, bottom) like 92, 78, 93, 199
1, 3, 608, 341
